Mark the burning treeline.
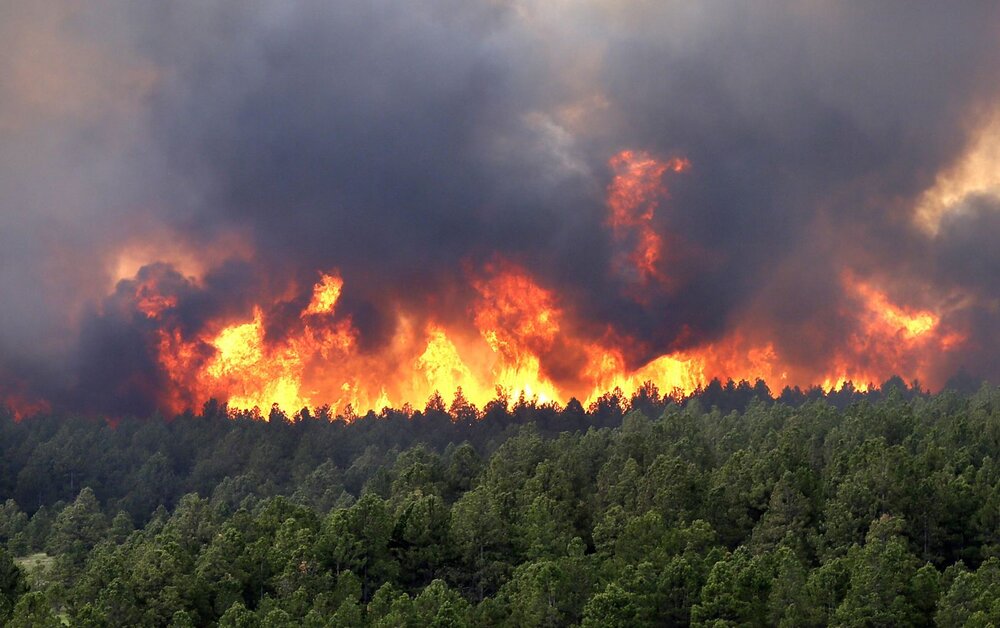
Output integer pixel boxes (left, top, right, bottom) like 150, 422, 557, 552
1, 150, 962, 420
3, 3, 1000, 422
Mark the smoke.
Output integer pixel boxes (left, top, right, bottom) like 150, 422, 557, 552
2, 0, 999, 414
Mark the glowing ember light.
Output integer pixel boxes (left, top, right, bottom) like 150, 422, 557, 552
92, 150, 968, 420
809, 273, 965, 390
303, 272, 344, 316
109, 228, 253, 289
134, 289, 177, 319
204, 308, 307, 412
473, 264, 560, 356
851, 278, 938, 339
472, 265, 565, 402
606, 150, 689, 284
847, 275, 952, 350
124, 260, 968, 418
417, 327, 475, 390
1, 390, 51, 421
581, 347, 703, 403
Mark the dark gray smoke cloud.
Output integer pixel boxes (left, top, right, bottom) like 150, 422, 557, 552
1, 1, 999, 414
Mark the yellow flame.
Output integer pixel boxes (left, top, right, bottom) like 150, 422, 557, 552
303, 273, 344, 316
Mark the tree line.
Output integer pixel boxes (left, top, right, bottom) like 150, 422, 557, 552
0, 378, 998, 625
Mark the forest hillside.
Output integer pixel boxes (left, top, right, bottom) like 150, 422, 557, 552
1, 380, 999, 626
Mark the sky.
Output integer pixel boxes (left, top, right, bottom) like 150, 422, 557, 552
1, 1, 999, 415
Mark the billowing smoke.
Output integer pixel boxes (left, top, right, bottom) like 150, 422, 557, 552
2, 1, 999, 416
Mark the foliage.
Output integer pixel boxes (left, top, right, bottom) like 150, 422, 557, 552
0, 381, 997, 624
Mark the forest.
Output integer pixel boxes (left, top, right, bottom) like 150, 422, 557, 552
1, 378, 999, 626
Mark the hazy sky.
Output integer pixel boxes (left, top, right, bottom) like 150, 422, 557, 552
2, 1, 998, 412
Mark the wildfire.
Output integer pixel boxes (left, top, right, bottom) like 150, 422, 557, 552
1, 389, 51, 421
129, 257, 964, 420
851, 279, 938, 340
416, 327, 476, 398
303, 273, 344, 316
7, 147, 968, 420
202, 308, 305, 412
151, 264, 575, 415
606, 150, 689, 286
825, 273, 962, 388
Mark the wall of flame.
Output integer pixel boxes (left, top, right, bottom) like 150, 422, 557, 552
83, 151, 965, 418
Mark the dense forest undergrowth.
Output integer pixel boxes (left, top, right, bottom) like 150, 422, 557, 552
1, 378, 999, 626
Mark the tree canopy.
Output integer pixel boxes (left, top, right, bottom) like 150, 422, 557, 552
1, 380, 998, 625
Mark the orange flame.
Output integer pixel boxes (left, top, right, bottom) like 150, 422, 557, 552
1, 390, 51, 421
821, 272, 964, 389
133, 261, 969, 417
851, 278, 938, 340
606, 150, 689, 285
303, 273, 344, 316
134, 278, 179, 319
87, 149, 969, 419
